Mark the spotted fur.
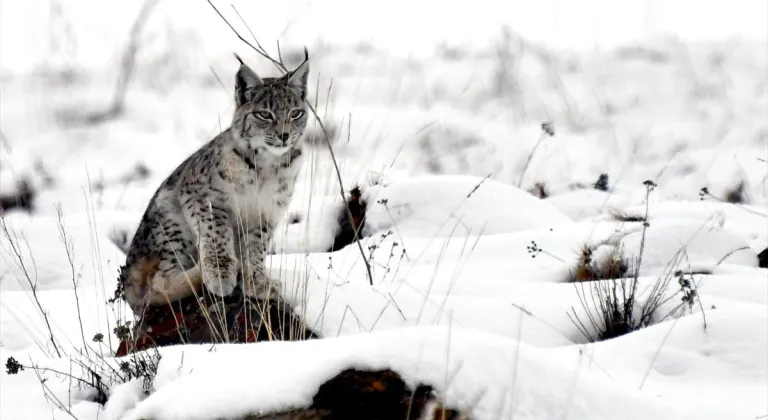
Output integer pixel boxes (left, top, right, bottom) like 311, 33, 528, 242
118, 52, 310, 315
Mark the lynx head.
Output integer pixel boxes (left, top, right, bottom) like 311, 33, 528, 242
232, 51, 310, 155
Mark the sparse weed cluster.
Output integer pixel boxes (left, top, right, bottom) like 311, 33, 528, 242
2, 211, 162, 412
562, 181, 706, 342
520, 180, 715, 344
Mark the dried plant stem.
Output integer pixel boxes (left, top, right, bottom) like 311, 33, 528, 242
0, 218, 62, 357
54, 205, 89, 357
517, 131, 546, 187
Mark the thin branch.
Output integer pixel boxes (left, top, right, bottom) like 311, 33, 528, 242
206, 0, 286, 71
0, 219, 62, 357
230, 4, 286, 72
516, 130, 548, 187
305, 103, 375, 286
54, 205, 90, 358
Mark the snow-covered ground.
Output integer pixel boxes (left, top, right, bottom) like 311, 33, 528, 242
1, 0, 766, 419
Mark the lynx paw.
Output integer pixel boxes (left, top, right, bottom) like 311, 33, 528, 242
201, 256, 238, 298
242, 272, 282, 300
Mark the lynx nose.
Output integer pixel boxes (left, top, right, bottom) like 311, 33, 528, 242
280, 133, 291, 143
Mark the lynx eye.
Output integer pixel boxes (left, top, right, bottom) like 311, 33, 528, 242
289, 109, 305, 120
254, 110, 274, 121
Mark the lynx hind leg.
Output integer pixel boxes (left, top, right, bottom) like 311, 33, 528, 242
122, 256, 161, 314
146, 265, 203, 306
123, 256, 204, 313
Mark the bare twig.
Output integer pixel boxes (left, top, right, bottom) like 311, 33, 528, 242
517, 130, 548, 187
0, 218, 62, 357
230, 4, 285, 72
466, 173, 492, 198
29, 362, 79, 420
54, 205, 89, 357
206, 0, 286, 71
87, 0, 162, 123
305, 103, 375, 286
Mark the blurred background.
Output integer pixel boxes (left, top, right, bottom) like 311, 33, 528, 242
1, 0, 766, 218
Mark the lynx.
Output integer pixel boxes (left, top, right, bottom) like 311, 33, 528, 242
117, 52, 310, 315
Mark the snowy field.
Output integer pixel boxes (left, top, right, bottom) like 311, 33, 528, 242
1, 0, 767, 419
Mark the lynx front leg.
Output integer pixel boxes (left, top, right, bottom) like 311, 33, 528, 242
240, 224, 282, 300
188, 201, 239, 298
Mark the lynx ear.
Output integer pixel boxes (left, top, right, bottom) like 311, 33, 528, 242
286, 48, 310, 99
234, 53, 262, 106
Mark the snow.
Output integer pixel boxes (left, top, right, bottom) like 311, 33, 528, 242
109, 327, 684, 420
618, 200, 768, 251
1, 0, 767, 419
619, 219, 759, 275
361, 175, 575, 237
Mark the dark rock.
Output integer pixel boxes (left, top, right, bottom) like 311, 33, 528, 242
328, 186, 367, 252
241, 368, 470, 420
593, 174, 609, 192
115, 284, 317, 357
0, 179, 35, 215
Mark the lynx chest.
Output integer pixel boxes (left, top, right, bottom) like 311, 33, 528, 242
223, 149, 303, 228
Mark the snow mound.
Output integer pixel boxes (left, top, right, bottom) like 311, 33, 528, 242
272, 175, 574, 254
587, 307, 768, 420
545, 189, 635, 222
620, 219, 758, 275
271, 193, 343, 254
0, 211, 132, 356
0, 211, 130, 292
362, 175, 574, 239
618, 200, 768, 251
111, 327, 678, 420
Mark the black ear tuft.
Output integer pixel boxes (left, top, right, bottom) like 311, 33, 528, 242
287, 49, 310, 99
234, 56, 262, 107
233, 52, 244, 65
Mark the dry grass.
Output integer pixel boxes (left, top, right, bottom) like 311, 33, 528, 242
569, 244, 629, 283
607, 209, 646, 223
723, 179, 748, 204
567, 181, 708, 343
